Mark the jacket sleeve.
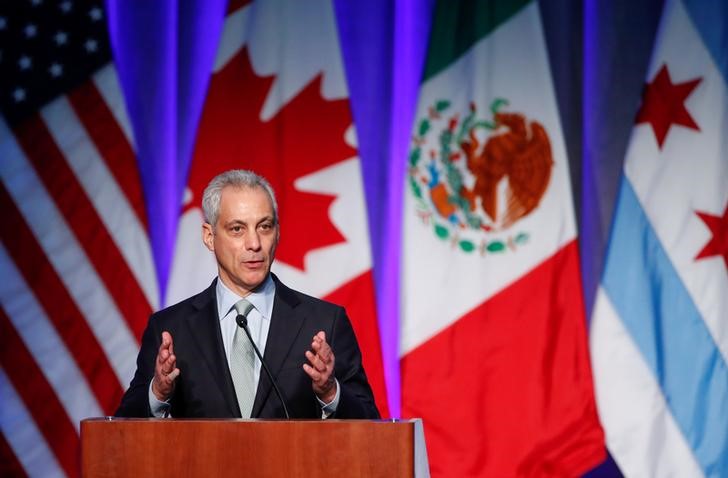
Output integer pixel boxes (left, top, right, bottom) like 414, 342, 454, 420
329, 307, 381, 419
114, 314, 162, 417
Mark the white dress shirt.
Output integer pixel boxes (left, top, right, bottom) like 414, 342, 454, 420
217, 274, 275, 392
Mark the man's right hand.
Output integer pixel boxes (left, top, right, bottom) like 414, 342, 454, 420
151, 331, 179, 402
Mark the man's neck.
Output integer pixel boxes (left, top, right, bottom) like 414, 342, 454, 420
217, 274, 270, 298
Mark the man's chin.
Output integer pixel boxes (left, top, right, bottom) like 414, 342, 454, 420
241, 271, 269, 292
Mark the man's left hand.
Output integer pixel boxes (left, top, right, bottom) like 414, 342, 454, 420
303, 331, 336, 403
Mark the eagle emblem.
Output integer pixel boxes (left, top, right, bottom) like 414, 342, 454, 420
408, 99, 554, 254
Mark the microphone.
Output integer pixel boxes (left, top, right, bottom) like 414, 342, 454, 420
235, 313, 290, 419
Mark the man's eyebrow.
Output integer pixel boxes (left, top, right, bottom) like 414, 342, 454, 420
223, 219, 245, 227
223, 217, 275, 227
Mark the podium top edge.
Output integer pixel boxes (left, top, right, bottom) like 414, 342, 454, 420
81, 417, 422, 424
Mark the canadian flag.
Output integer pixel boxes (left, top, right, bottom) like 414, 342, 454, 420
164, 0, 388, 416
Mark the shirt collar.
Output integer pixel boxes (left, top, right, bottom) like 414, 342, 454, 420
216, 274, 276, 322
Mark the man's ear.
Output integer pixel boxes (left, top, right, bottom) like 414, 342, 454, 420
202, 223, 215, 252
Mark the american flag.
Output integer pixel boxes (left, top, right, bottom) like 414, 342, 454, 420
0, 1, 156, 476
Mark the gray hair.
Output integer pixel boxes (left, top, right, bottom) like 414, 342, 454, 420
201, 169, 279, 226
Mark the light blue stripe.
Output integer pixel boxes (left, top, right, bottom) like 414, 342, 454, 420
683, 0, 728, 85
602, 178, 728, 477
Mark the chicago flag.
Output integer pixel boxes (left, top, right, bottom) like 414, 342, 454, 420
590, 0, 728, 476
165, 0, 389, 416
399, 1, 605, 476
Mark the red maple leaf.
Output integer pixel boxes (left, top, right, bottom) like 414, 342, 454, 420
695, 202, 728, 271
635, 64, 701, 149
187, 46, 353, 270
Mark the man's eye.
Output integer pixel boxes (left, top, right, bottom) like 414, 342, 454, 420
231, 226, 242, 233
260, 223, 272, 231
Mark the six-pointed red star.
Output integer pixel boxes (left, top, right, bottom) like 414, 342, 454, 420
635, 64, 702, 148
695, 202, 728, 270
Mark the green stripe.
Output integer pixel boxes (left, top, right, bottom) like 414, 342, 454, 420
422, 0, 533, 82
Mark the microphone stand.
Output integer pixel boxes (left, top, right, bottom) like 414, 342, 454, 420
235, 314, 291, 419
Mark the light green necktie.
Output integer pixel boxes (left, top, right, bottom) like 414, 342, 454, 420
230, 299, 256, 418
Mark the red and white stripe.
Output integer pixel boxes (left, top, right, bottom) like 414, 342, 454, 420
0, 368, 64, 477
0, 64, 154, 477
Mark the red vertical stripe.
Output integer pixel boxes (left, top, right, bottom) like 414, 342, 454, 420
0, 308, 79, 477
0, 432, 27, 478
0, 183, 124, 414
401, 242, 605, 477
13, 114, 151, 340
67, 81, 148, 229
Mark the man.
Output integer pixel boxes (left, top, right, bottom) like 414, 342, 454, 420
116, 169, 380, 419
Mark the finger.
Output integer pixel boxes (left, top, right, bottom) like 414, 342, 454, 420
314, 356, 327, 373
161, 354, 177, 374
311, 345, 331, 366
305, 351, 325, 372
157, 333, 173, 362
157, 342, 168, 363
302, 363, 321, 382
311, 331, 327, 347
311, 336, 322, 352
318, 343, 332, 363
167, 368, 180, 382
314, 331, 332, 356
307, 350, 330, 374
161, 331, 172, 348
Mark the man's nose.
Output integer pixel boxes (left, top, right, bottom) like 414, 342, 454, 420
245, 231, 261, 250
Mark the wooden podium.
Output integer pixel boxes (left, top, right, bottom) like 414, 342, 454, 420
81, 418, 421, 477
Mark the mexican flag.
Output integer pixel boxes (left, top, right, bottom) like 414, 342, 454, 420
164, 0, 389, 416
399, 1, 605, 475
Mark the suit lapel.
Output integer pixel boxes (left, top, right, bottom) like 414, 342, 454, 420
252, 275, 304, 417
186, 279, 239, 417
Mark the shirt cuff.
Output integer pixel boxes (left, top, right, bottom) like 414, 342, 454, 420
148, 380, 172, 418
316, 379, 340, 419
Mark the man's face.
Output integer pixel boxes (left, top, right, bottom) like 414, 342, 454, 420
202, 186, 279, 297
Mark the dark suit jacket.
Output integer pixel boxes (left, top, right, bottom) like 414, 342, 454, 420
115, 275, 379, 419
